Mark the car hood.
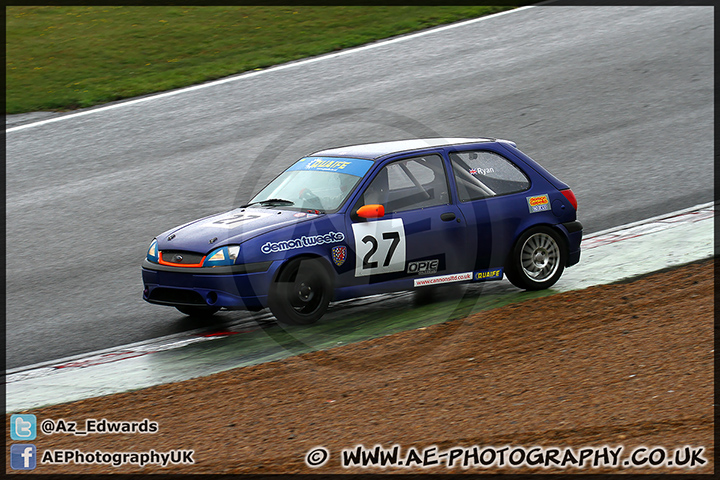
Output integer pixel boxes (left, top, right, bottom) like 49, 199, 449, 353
155, 207, 317, 253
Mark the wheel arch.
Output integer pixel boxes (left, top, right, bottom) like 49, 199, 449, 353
508, 222, 570, 264
504, 223, 569, 291
267, 253, 336, 325
271, 253, 337, 291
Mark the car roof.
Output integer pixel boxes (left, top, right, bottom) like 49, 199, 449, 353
309, 137, 495, 160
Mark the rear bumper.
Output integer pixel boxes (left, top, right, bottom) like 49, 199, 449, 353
141, 259, 280, 310
561, 220, 583, 267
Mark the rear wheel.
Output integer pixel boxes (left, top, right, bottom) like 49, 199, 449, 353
269, 258, 331, 325
175, 305, 220, 318
505, 226, 566, 290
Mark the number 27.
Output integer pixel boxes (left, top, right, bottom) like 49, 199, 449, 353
361, 232, 400, 269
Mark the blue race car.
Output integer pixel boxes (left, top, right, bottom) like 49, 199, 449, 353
142, 138, 582, 324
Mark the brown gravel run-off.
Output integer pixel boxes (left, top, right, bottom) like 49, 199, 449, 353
6, 258, 715, 474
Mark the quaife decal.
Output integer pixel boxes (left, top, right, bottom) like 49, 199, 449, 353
352, 219, 406, 277
307, 159, 352, 170
287, 157, 374, 177
407, 259, 439, 275
527, 194, 550, 213
261, 232, 345, 254
331, 246, 347, 267
414, 272, 473, 287
474, 268, 503, 281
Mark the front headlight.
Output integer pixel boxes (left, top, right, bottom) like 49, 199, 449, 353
203, 245, 240, 267
147, 239, 159, 263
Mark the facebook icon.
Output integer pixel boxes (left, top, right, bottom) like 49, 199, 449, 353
11, 444, 37, 470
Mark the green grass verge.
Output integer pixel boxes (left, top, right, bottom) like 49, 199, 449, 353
6, 6, 517, 114
167, 286, 556, 374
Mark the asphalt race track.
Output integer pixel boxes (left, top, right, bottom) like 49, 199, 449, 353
5, 6, 713, 369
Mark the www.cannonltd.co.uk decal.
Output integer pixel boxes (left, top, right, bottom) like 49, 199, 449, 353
414, 272, 473, 287
527, 194, 550, 213
261, 232, 345, 254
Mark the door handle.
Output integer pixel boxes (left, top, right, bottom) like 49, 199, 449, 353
440, 212, 456, 222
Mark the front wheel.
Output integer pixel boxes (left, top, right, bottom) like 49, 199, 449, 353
505, 226, 566, 291
268, 258, 331, 325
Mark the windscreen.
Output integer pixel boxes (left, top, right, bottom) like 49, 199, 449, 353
249, 157, 374, 212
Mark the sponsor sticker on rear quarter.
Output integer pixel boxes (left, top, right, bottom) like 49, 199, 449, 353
527, 194, 550, 213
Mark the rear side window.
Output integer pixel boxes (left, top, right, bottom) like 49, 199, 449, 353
449, 150, 530, 202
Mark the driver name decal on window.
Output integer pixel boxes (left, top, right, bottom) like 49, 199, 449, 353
288, 157, 374, 177
352, 219, 406, 277
469, 167, 495, 176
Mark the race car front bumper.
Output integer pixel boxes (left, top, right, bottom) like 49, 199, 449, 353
141, 259, 280, 311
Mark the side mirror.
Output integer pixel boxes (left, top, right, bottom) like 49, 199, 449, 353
356, 204, 385, 219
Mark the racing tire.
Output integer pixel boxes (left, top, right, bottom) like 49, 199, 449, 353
505, 226, 566, 291
269, 257, 331, 325
175, 305, 220, 318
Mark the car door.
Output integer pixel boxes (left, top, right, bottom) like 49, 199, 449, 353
344, 153, 469, 288
447, 148, 533, 271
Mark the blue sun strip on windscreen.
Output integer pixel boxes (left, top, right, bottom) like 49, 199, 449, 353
287, 157, 375, 177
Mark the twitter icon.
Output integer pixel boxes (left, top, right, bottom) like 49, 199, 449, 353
10, 414, 36, 440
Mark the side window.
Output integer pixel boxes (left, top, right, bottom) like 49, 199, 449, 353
449, 150, 530, 202
355, 155, 449, 214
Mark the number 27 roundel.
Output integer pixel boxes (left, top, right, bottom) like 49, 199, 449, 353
351, 219, 406, 277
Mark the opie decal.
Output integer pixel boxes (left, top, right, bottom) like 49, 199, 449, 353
527, 194, 550, 213
407, 259, 439, 275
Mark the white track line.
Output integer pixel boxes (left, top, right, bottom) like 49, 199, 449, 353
4, 313, 273, 376
6, 6, 534, 134
583, 201, 715, 239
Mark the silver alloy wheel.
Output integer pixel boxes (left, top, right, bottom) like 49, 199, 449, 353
520, 232, 560, 281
